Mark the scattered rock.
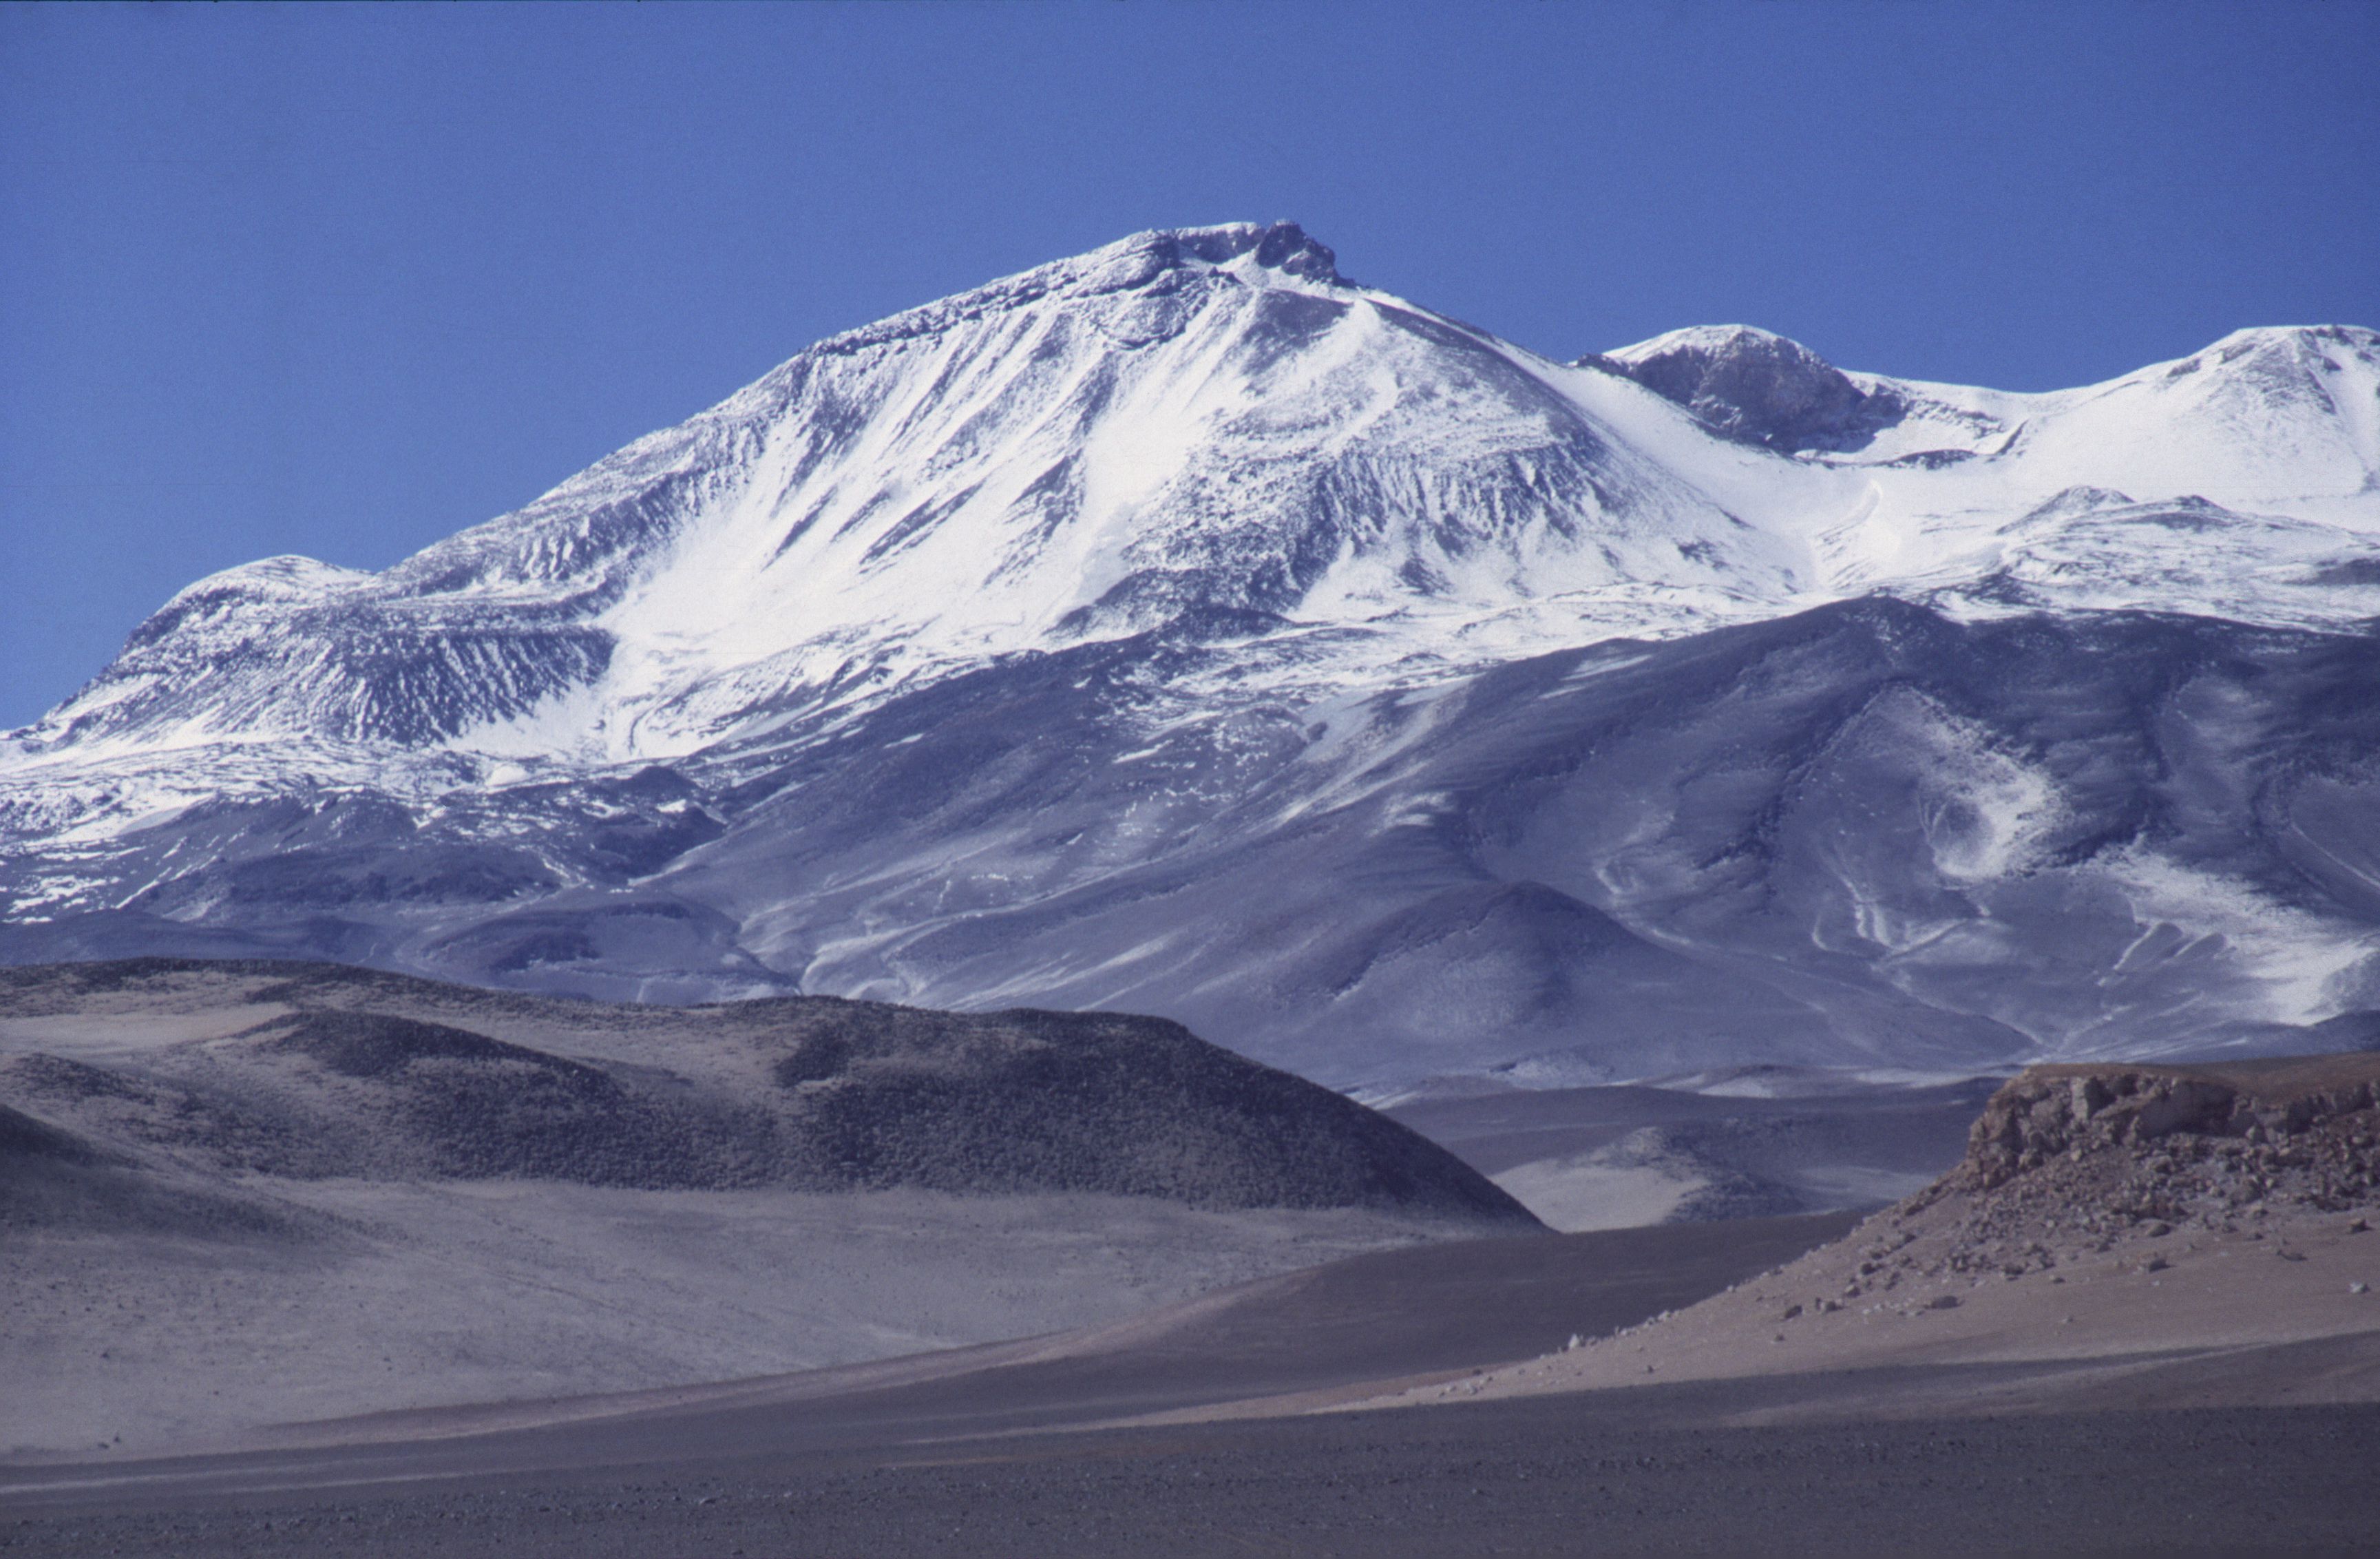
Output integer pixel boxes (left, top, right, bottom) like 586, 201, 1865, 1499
1866, 1058, 2379, 1303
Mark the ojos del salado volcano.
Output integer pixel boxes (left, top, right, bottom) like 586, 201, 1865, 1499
6, 222, 2380, 1095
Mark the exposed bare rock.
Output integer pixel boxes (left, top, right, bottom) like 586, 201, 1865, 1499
1959, 1058, 2380, 1189
1913, 1058, 2380, 1283
1786, 1056, 2380, 1311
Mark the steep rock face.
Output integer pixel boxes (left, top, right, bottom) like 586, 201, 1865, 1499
1433, 1057, 2380, 1416
3, 224, 2379, 1093
1805, 1053, 2380, 1307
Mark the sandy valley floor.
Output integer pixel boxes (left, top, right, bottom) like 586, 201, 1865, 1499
1, 1181, 1451, 1458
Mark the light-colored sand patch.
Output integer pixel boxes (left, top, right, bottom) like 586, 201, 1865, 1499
1489, 1155, 1700, 1232
1787, 1164, 1936, 1208
0, 1005, 295, 1058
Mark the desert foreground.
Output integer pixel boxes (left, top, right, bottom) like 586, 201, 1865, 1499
6, 1055, 2378, 1553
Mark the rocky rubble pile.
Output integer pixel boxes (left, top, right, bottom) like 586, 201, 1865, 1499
1809, 1060, 2380, 1308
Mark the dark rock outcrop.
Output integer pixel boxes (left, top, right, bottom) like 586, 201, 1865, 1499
1771, 1056, 2380, 1310
1585, 326, 1906, 452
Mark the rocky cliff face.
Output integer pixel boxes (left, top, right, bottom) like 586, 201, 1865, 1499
1393, 1054, 2380, 1419
1599, 1056, 2380, 1328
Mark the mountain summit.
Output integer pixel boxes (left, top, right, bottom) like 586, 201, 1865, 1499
5, 227, 2379, 1091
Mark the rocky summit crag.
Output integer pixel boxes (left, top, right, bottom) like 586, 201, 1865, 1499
4, 223, 2379, 1092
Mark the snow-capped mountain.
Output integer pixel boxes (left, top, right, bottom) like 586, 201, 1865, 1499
5, 223, 2377, 1092
14, 224, 1796, 768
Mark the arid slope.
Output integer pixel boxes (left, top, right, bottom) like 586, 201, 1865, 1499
1360, 1056, 2380, 1418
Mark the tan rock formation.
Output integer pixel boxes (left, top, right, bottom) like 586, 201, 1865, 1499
1349, 1055, 2380, 1420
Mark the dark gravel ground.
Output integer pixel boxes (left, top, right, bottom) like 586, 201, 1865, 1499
7, 1393, 2379, 1556
0, 1215, 1860, 1500
9, 1208, 2374, 1555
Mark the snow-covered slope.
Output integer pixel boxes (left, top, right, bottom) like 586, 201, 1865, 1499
4, 224, 2377, 1090
11, 224, 1798, 773
1590, 322, 2380, 626
1598, 321, 2380, 503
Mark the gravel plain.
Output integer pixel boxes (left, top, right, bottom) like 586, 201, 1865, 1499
8, 1394, 2379, 1557
11, 1209, 2379, 1556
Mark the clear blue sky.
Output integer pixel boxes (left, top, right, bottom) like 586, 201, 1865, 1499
3, 1, 2374, 729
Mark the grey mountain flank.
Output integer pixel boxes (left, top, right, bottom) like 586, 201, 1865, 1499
14, 603, 2380, 1097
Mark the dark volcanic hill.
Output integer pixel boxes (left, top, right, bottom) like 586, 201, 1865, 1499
0, 956, 1537, 1456
0, 958, 1533, 1224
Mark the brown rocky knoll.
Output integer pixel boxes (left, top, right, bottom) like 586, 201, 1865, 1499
1355, 1054, 2380, 1419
